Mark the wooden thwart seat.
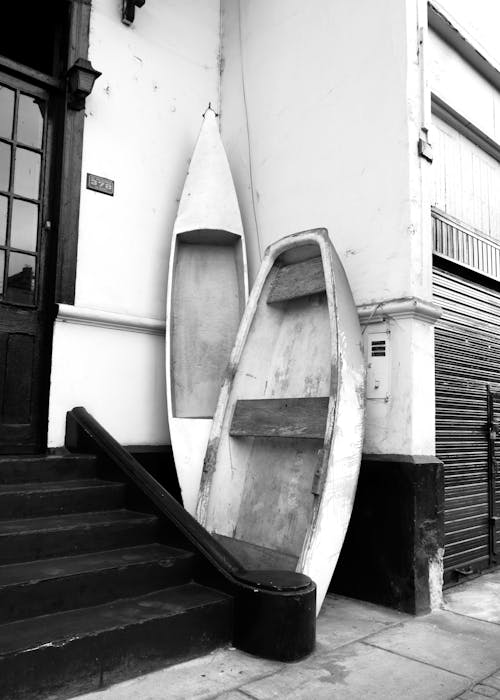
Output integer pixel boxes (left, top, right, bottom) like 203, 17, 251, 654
267, 256, 326, 304
229, 397, 329, 439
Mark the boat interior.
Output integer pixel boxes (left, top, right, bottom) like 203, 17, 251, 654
171, 228, 246, 418
202, 241, 338, 570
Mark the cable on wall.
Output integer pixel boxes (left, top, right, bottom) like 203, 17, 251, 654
238, 0, 263, 261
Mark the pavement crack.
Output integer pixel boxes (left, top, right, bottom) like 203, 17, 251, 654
321, 619, 405, 651
443, 608, 500, 627
360, 640, 474, 680
202, 668, 282, 700
236, 689, 259, 699
451, 667, 500, 699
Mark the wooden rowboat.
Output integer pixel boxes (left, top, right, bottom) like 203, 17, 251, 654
166, 109, 248, 515
196, 228, 365, 613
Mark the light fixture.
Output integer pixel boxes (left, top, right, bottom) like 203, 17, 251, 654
67, 58, 102, 111
122, 0, 146, 26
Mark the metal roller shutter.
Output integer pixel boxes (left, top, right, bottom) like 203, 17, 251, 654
433, 264, 500, 584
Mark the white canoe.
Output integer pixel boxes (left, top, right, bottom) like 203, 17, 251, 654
166, 109, 248, 515
196, 228, 365, 613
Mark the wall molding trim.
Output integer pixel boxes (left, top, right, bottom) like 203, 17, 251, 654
56, 304, 166, 335
57, 298, 442, 333
357, 297, 442, 326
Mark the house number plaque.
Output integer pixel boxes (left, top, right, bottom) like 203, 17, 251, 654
86, 173, 115, 196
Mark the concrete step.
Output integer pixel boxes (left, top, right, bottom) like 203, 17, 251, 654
0, 479, 126, 519
0, 543, 197, 624
0, 584, 233, 700
0, 510, 159, 564
0, 454, 97, 484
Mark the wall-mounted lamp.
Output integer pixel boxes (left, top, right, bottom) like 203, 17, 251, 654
122, 0, 146, 25
67, 58, 102, 111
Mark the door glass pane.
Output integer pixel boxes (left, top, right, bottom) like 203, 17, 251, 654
11, 199, 38, 252
0, 249, 4, 298
0, 142, 11, 191
17, 95, 44, 149
13, 148, 40, 199
6, 251, 36, 304
0, 195, 7, 245
0, 86, 14, 140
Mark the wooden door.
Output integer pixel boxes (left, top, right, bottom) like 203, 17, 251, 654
0, 72, 55, 453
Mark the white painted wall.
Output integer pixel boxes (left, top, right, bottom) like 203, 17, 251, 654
432, 114, 500, 239
49, 319, 167, 447
48, 0, 221, 446
220, 0, 432, 304
49, 0, 439, 456
429, 30, 500, 144
219, 0, 436, 455
361, 313, 438, 455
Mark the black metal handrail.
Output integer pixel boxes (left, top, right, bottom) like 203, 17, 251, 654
67, 407, 246, 576
65, 406, 316, 661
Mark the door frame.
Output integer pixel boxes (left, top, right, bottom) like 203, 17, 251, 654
0, 0, 92, 304
0, 0, 92, 451
0, 70, 58, 453
56, 0, 92, 305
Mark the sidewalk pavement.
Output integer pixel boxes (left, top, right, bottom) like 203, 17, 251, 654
75, 568, 500, 700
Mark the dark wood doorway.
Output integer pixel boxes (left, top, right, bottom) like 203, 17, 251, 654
0, 71, 57, 453
0, 1, 74, 453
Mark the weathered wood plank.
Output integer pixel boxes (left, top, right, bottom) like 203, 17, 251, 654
234, 437, 319, 557
171, 242, 243, 418
229, 398, 329, 439
267, 256, 325, 304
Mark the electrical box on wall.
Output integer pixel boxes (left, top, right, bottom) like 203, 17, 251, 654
365, 329, 390, 400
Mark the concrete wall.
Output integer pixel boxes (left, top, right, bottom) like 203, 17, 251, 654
219, 0, 436, 455
48, 0, 221, 447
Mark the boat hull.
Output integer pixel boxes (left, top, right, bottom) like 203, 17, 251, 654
166, 111, 248, 514
197, 228, 365, 613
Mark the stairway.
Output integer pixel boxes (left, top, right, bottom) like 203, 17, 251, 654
0, 452, 233, 700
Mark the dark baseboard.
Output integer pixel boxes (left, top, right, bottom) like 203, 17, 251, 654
330, 453, 444, 615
